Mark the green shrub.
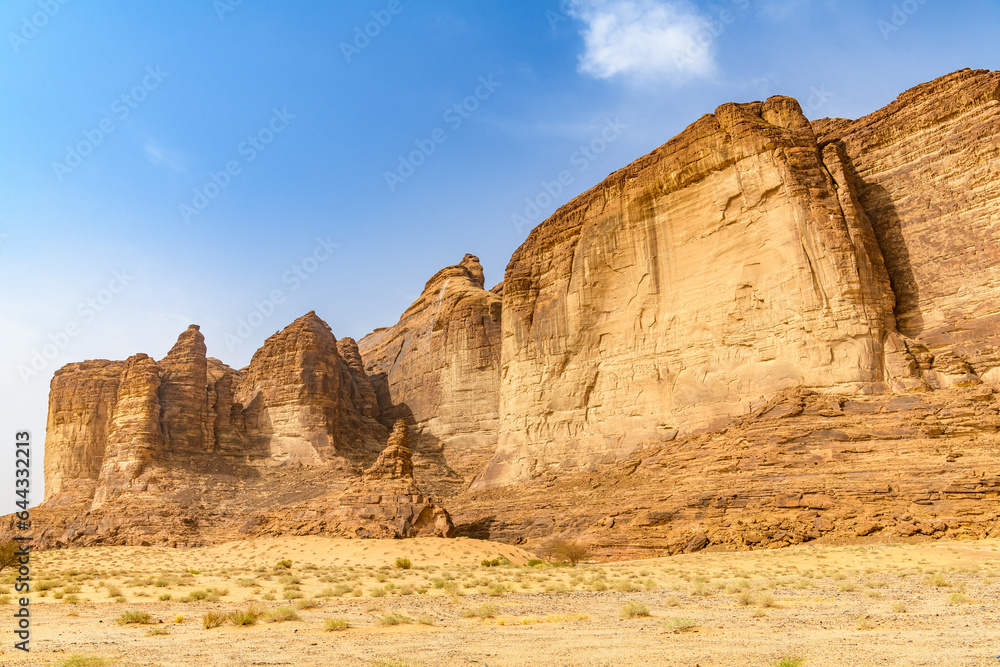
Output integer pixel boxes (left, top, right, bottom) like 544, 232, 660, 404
394, 558, 412, 570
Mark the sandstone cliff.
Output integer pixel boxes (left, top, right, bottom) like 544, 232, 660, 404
17, 69, 1000, 555
42, 360, 125, 503
359, 254, 502, 496
25, 313, 415, 547
235, 312, 386, 464
474, 68, 1000, 490
815, 68, 1000, 389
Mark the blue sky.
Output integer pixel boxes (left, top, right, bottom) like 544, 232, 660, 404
1, 0, 997, 510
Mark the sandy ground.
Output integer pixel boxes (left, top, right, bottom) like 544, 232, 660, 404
1, 537, 999, 666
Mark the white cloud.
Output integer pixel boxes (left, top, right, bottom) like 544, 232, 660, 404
568, 0, 717, 82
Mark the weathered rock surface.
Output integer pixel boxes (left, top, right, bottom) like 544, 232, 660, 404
20, 313, 450, 548
455, 385, 1000, 557
815, 68, 1000, 388
42, 360, 125, 503
330, 420, 455, 538
158, 325, 212, 454
475, 69, 1000, 490
13, 69, 1000, 555
359, 254, 502, 496
92, 354, 164, 509
235, 312, 386, 464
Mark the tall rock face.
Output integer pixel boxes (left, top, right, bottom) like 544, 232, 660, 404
235, 312, 386, 464
358, 254, 502, 495
22, 69, 1000, 553
158, 325, 212, 453
814, 68, 1000, 388
477, 96, 904, 488
92, 354, 164, 509
43, 360, 125, 503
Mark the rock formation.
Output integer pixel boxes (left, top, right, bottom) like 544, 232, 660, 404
474, 68, 1000, 490
359, 254, 502, 496
456, 384, 1000, 558
235, 312, 386, 464
814, 69, 1000, 388
333, 420, 455, 538
12, 69, 1000, 555
42, 360, 125, 503
23, 312, 406, 547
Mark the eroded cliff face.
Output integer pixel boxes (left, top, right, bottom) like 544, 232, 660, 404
21, 69, 1000, 553
235, 312, 387, 464
477, 96, 906, 488
31, 312, 410, 546
815, 68, 1000, 389
358, 254, 502, 496
42, 360, 124, 503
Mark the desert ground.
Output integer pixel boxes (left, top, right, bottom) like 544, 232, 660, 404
1, 536, 999, 666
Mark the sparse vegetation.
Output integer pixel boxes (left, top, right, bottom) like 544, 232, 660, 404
117, 610, 152, 625
774, 657, 805, 667
461, 603, 498, 619
621, 601, 651, 618
202, 611, 226, 629
266, 606, 300, 622
378, 613, 415, 626
541, 539, 591, 566
229, 606, 263, 626
663, 617, 697, 633
324, 617, 350, 631
59, 657, 110, 667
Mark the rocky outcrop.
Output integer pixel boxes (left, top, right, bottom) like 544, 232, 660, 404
158, 325, 212, 453
92, 354, 164, 509
359, 254, 502, 496
333, 420, 455, 538
42, 360, 125, 503
476, 96, 901, 488
235, 312, 387, 464
455, 384, 1000, 557
18, 69, 1000, 555
815, 68, 1000, 389
474, 69, 1000, 490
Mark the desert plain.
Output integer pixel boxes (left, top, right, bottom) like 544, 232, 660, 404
2, 536, 999, 667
